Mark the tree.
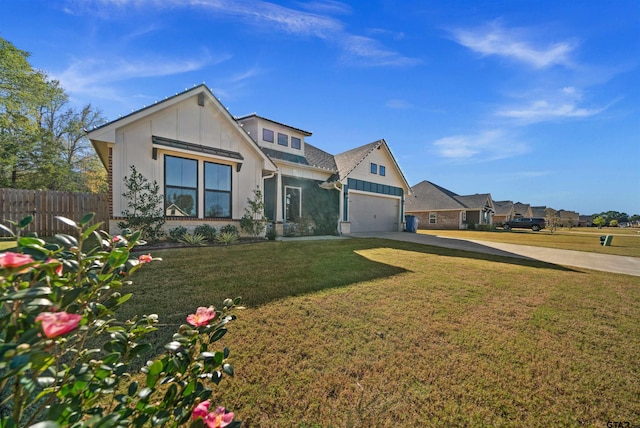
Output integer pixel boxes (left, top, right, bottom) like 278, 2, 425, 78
0, 37, 53, 188
240, 187, 268, 239
118, 165, 166, 242
0, 37, 107, 192
593, 216, 607, 229
545, 208, 561, 233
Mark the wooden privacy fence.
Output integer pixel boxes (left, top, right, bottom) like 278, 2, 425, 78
0, 189, 109, 237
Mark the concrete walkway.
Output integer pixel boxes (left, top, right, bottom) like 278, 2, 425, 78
345, 232, 640, 277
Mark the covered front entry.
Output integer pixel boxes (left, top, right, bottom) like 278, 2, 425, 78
349, 192, 400, 232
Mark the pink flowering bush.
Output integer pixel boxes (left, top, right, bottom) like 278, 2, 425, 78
0, 214, 241, 427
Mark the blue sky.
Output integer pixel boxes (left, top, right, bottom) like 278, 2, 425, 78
2, 0, 639, 215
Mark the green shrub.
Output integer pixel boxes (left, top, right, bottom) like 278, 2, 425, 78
168, 225, 188, 242
0, 214, 241, 427
266, 225, 277, 241
118, 165, 165, 242
194, 224, 217, 241
178, 232, 208, 246
220, 224, 239, 236
216, 231, 239, 245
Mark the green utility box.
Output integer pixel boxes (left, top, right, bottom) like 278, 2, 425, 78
599, 235, 613, 246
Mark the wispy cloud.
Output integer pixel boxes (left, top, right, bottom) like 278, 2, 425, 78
432, 129, 529, 163
70, 0, 417, 67
495, 86, 610, 123
450, 21, 577, 69
53, 50, 222, 101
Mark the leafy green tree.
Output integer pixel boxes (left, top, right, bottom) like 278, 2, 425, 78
0, 37, 53, 188
240, 187, 268, 239
593, 216, 607, 228
118, 165, 166, 242
0, 37, 107, 192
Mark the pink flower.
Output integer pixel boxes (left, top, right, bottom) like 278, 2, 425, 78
203, 407, 235, 428
186, 306, 216, 327
138, 254, 153, 264
192, 400, 211, 420
0, 252, 35, 269
36, 311, 82, 338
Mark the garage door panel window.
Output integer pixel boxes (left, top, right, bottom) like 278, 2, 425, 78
205, 162, 232, 218
165, 155, 198, 217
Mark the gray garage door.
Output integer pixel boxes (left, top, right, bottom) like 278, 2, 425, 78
349, 193, 400, 232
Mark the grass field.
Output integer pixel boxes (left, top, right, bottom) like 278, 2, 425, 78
121, 239, 640, 427
417, 227, 640, 257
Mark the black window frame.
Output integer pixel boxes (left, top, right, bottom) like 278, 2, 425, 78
291, 136, 301, 150
379, 165, 386, 176
263, 128, 274, 143
277, 132, 288, 147
370, 162, 377, 174
164, 155, 198, 217
204, 161, 232, 219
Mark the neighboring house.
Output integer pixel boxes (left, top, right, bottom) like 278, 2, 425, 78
558, 210, 580, 227
513, 202, 533, 218
579, 215, 593, 227
492, 200, 515, 225
88, 84, 411, 236
531, 206, 547, 218
405, 180, 494, 230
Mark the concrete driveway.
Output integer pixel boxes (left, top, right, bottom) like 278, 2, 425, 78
346, 232, 640, 277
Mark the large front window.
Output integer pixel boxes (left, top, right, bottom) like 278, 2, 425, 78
165, 155, 197, 216
285, 186, 301, 222
205, 162, 232, 218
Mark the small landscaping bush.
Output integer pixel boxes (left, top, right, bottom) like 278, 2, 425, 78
194, 224, 217, 242
219, 225, 239, 237
168, 226, 188, 242
118, 165, 165, 242
179, 232, 208, 246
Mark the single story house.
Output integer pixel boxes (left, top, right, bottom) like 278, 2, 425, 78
492, 200, 515, 225
405, 180, 494, 230
88, 84, 411, 237
513, 202, 533, 218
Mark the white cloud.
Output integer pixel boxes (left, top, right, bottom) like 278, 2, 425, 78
450, 21, 576, 69
497, 100, 605, 121
495, 86, 609, 123
53, 50, 222, 101
432, 130, 529, 162
69, 0, 417, 67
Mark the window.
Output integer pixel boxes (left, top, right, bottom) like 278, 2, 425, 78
370, 163, 377, 174
291, 136, 301, 150
285, 186, 301, 222
278, 133, 288, 146
263, 128, 274, 143
165, 155, 198, 217
204, 162, 232, 218
462, 211, 467, 222
379, 165, 386, 176
429, 213, 437, 224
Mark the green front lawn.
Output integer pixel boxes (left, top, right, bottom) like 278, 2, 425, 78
418, 228, 640, 257
125, 239, 640, 426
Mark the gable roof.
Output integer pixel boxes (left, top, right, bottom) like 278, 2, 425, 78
234, 113, 312, 136
331, 139, 411, 191
87, 84, 276, 171
493, 200, 514, 216
513, 202, 532, 216
407, 180, 493, 211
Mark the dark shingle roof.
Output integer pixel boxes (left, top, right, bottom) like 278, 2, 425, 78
493, 200, 514, 216
407, 180, 492, 211
260, 143, 337, 172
